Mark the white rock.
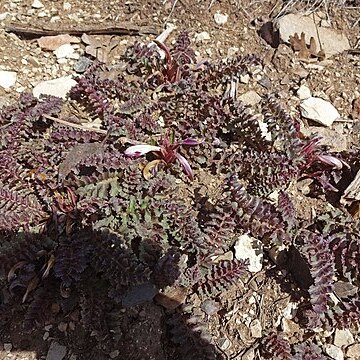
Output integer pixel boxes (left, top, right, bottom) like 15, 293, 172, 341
0, 70, 17, 89
234, 234, 263, 272
297, 85, 311, 100
32, 0, 44, 9
0, 12, 9, 21
214, 12, 228, 26
53, 44, 75, 59
33, 76, 77, 99
276, 13, 351, 57
324, 344, 344, 360
239, 90, 262, 106
194, 31, 210, 43
334, 329, 354, 348
300, 97, 340, 126
239, 74, 250, 84
227, 47, 239, 57
250, 319, 262, 338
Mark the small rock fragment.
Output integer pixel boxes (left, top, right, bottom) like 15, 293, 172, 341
73, 56, 93, 74
54, 44, 75, 59
46, 342, 67, 360
324, 344, 344, 360
239, 90, 262, 106
239, 74, 250, 84
155, 286, 187, 309
33, 76, 77, 99
334, 328, 354, 348
235, 234, 263, 272
201, 299, 220, 316
218, 337, 231, 350
109, 350, 119, 359
297, 84, 311, 100
3, 343, 12, 352
300, 97, 340, 126
58, 322, 68, 333
214, 12, 228, 26
0, 70, 17, 89
0, 12, 9, 21
32, 0, 44, 9
194, 31, 210, 43
352, 97, 360, 119
38, 34, 79, 51
250, 319, 262, 338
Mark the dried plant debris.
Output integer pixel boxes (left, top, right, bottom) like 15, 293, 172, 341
289, 32, 325, 60
0, 32, 359, 358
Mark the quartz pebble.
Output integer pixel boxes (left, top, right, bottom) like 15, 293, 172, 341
214, 12, 228, 25
235, 234, 263, 272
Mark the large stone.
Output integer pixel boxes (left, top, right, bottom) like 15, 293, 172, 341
300, 97, 340, 126
0, 70, 17, 89
324, 344, 344, 360
334, 328, 354, 348
276, 14, 350, 57
46, 342, 67, 360
33, 76, 77, 99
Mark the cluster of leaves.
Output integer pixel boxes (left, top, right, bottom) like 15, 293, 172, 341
1, 32, 359, 359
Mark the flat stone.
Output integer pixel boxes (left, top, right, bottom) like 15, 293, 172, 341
235, 234, 263, 272
346, 344, 360, 359
46, 342, 67, 360
297, 84, 311, 100
0, 70, 17, 89
334, 328, 354, 348
214, 12, 228, 25
33, 76, 77, 99
276, 13, 351, 57
324, 344, 344, 360
38, 34, 79, 51
194, 31, 210, 43
53, 44, 75, 59
300, 97, 340, 126
239, 90, 262, 106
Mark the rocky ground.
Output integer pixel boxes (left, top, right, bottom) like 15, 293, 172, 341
0, 0, 360, 359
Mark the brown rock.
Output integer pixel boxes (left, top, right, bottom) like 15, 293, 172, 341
154, 286, 187, 310
352, 97, 360, 119
346, 343, 360, 359
37, 34, 79, 51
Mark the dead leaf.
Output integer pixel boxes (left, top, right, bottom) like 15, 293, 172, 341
58, 142, 104, 181
143, 159, 164, 180
81, 34, 119, 63
22, 276, 39, 303
8, 261, 28, 282
289, 32, 325, 61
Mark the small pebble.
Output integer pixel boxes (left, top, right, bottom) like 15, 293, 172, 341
3, 343, 12, 352
214, 11, 228, 25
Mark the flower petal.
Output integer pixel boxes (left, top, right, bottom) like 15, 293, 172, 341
316, 155, 345, 170
175, 153, 194, 180
124, 144, 161, 158
181, 138, 203, 146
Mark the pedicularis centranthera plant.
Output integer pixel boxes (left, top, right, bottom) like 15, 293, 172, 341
0, 32, 359, 359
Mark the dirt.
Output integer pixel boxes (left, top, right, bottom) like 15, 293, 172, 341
0, 0, 359, 359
